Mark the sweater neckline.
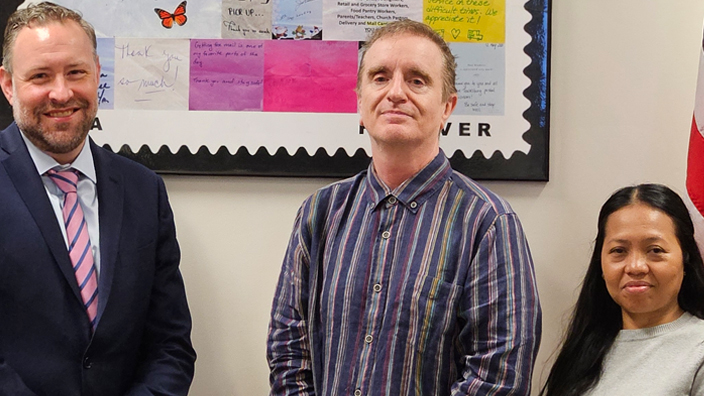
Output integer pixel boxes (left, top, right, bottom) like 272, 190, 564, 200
617, 312, 696, 341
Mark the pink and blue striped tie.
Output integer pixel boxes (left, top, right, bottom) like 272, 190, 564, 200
48, 169, 99, 330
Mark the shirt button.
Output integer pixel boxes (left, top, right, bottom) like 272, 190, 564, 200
365, 334, 373, 343
410, 201, 418, 209
83, 356, 92, 369
388, 196, 397, 205
373, 283, 382, 292
354, 390, 362, 396
381, 231, 390, 239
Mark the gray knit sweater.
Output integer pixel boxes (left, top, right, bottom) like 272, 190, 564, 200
584, 312, 704, 396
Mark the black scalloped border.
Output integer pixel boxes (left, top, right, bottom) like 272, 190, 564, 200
110, 0, 550, 181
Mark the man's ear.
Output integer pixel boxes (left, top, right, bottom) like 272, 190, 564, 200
0, 67, 14, 106
357, 90, 364, 128
438, 93, 457, 131
443, 93, 458, 120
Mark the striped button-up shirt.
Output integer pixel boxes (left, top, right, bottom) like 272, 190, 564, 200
268, 152, 541, 396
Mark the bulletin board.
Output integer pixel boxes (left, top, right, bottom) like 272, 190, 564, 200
4, 0, 550, 180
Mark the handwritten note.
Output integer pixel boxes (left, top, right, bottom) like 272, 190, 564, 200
263, 40, 357, 113
451, 42, 504, 115
114, 38, 190, 110
423, 0, 505, 43
190, 40, 265, 111
96, 38, 115, 110
222, 0, 272, 39
322, 0, 421, 41
272, 0, 322, 39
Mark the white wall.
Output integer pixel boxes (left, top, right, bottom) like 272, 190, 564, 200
164, 1, 704, 394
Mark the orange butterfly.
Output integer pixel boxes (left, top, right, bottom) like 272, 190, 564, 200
154, 1, 187, 29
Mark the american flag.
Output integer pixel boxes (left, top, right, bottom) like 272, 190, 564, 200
686, 31, 704, 252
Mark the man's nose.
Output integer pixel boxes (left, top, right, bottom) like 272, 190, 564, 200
386, 74, 407, 102
48, 76, 73, 103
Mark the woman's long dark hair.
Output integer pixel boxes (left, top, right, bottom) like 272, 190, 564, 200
540, 184, 704, 396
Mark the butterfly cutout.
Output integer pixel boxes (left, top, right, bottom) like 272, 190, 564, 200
154, 1, 187, 29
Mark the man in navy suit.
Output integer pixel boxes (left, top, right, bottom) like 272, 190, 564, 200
0, 3, 196, 395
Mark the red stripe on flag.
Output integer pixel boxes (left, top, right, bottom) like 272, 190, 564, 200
687, 116, 704, 216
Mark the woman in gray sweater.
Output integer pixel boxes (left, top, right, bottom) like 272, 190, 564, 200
540, 184, 704, 396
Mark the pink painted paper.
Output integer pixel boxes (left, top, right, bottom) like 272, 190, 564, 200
190, 39, 265, 111
263, 40, 358, 113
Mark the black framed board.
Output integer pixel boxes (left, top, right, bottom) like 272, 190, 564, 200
2, 0, 550, 180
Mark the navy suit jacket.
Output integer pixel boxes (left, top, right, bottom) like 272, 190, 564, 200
0, 123, 196, 395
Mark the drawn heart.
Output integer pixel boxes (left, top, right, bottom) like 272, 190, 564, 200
451, 28, 461, 39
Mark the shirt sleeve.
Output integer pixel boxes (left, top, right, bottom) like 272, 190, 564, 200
452, 212, 542, 396
267, 205, 316, 396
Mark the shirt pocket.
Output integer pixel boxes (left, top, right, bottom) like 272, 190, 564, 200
399, 275, 463, 355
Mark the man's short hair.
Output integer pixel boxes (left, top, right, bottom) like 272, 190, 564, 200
2, 1, 97, 73
356, 19, 457, 101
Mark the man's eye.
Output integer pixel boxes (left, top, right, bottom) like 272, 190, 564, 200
30, 73, 48, 80
411, 78, 425, 86
68, 70, 87, 78
373, 76, 387, 83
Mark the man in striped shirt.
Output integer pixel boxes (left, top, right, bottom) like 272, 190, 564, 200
267, 19, 541, 396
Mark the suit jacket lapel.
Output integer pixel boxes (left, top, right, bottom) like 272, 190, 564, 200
92, 140, 123, 324
0, 124, 83, 303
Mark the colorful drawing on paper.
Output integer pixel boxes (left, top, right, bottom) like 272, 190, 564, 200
272, 0, 323, 40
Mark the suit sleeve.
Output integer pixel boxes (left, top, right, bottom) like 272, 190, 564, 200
267, 205, 316, 396
125, 177, 196, 396
451, 213, 542, 396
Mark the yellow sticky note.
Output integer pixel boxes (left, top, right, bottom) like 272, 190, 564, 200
423, 0, 505, 43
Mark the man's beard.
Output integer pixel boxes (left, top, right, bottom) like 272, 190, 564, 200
14, 97, 96, 155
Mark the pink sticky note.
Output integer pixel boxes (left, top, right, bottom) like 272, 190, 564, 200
190, 39, 265, 111
263, 40, 358, 113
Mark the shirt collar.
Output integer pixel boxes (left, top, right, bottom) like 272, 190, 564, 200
366, 149, 452, 212
20, 131, 97, 183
